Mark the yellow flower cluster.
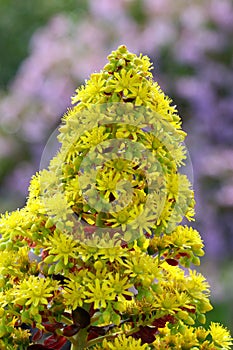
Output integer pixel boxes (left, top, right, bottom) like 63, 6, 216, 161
0, 46, 232, 349
54, 45, 195, 238
153, 322, 233, 350
93, 334, 149, 350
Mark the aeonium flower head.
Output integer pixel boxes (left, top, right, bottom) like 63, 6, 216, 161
51, 44, 195, 242
0, 45, 232, 350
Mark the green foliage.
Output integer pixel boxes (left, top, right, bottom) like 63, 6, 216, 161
0, 0, 87, 88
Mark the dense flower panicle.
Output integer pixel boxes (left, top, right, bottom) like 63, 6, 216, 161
67, 45, 181, 132
152, 322, 233, 350
55, 46, 195, 239
1, 2, 233, 284
0, 46, 232, 349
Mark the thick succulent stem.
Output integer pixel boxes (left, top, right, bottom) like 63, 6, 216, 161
70, 329, 88, 350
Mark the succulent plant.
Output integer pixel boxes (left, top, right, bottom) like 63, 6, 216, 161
0, 46, 232, 350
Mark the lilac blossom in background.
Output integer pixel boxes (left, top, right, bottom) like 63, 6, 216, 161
0, 0, 233, 299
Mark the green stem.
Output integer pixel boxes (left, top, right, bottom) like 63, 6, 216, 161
86, 326, 140, 348
86, 331, 121, 348
60, 314, 73, 325
70, 328, 88, 350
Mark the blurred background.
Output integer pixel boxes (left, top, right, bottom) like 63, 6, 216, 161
0, 0, 232, 331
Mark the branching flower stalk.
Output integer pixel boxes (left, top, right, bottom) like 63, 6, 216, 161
0, 46, 232, 350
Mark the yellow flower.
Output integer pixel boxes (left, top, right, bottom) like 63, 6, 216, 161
96, 170, 122, 200
153, 324, 199, 349
78, 125, 110, 150
85, 279, 115, 309
128, 205, 158, 236
107, 208, 133, 231
63, 279, 85, 310
150, 83, 179, 124
106, 158, 133, 173
127, 83, 150, 106
164, 225, 204, 256
0, 291, 9, 308
154, 290, 192, 315
107, 273, 133, 302
185, 270, 211, 300
115, 124, 143, 141
0, 208, 30, 240
13, 276, 57, 307
123, 251, 159, 287
209, 322, 233, 349
88, 266, 110, 282
27, 172, 42, 199
44, 230, 79, 266
99, 246, 129, 264
43, 192, 73, 222
94, 334, 149, 350
72, 73, 106, 104
64, 174, 82, 204
110, 68, 142, 96
78, 243, 102, 262
12, 328, 30, 346
138, 54, 154, 77
0, 250, 16, 273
